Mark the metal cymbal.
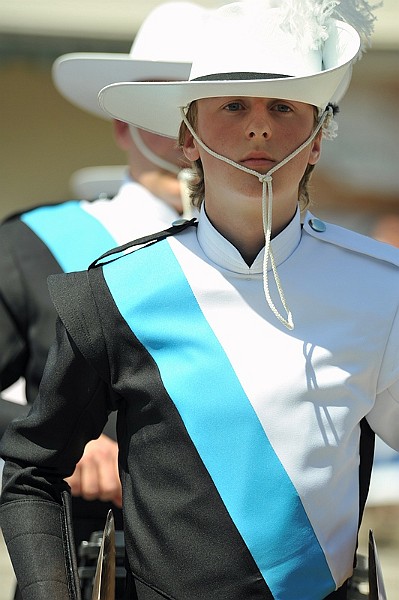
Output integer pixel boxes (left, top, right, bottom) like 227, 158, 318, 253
91, 510, 116, 600
368, 529, 387, 600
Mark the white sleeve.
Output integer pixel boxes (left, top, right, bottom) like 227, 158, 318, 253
368, 304, 399, 450
368, 383, 399, 450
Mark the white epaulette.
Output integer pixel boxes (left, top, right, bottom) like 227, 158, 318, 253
303, 212, 399, 268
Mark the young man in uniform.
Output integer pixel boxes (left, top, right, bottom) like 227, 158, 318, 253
1, 1, 397, 599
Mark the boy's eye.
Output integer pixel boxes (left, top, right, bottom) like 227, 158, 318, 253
224, 102, 244, 112
273, 103, 292, 112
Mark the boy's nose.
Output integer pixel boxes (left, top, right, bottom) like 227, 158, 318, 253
246, 106, 272, 139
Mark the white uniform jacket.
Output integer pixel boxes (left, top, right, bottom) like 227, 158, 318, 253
1, 207, 398, 600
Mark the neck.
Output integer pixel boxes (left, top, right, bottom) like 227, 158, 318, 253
132, 168, 183, 214
204, 188, 298, 266
206, 203, 265, 266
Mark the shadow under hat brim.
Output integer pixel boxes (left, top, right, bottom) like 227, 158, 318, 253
98, 58, 354, 138
52, 53, 192, 119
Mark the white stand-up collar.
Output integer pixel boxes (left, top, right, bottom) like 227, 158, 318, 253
196, 203, 301, 275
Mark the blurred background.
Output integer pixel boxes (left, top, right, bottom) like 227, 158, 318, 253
0, 0, 398, 597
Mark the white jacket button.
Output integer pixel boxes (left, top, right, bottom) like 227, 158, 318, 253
309, 218, 326, 233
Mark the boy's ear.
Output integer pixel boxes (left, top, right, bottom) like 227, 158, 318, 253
182, 130, 200, 162
308, 130, 322, 166
112, 119, 131, 150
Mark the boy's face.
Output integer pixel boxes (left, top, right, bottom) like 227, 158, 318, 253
183, 96, 321, 211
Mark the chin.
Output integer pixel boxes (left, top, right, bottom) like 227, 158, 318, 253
240, 181, 266, 199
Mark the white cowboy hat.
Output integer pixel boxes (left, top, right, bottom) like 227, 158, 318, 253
52, 2, 210, 119
98, 0, 371, 138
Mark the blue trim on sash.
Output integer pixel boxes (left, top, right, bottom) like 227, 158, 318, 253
21, 201, 117, 273
103, 238, 336, 599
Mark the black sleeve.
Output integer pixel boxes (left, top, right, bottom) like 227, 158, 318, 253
0, 221, 29, 392
0, 398, 29, 437
1, 315, 114, 488
0, 221, 31, 437
0, 218, 117, 442
0, 271, 117, 599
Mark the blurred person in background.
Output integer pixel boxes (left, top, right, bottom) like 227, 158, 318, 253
0, 2, 210, 598
372, 214, 399, 248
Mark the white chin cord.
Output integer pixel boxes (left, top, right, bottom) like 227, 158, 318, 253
129, 125, 196, 219
181, 105, 332, 330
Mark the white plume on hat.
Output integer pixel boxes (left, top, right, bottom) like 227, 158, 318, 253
52, 2, 211, 120
278, 0, 380, 54
98, 0, 380, 138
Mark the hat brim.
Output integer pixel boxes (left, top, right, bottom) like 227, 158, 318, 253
52, 53, 192, 120
98, 59, 354, 138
